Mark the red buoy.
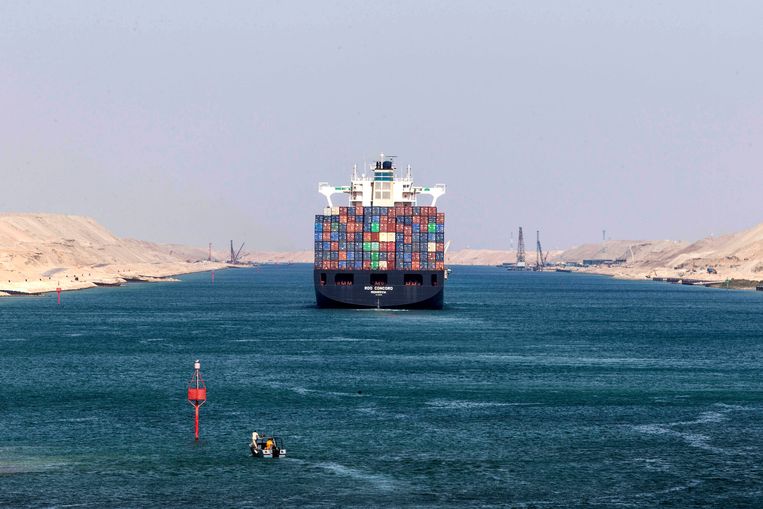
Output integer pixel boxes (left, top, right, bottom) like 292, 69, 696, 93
187, 360, 207, 441
56, 287, 62, 305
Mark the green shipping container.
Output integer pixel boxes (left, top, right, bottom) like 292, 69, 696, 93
428, 223, 436, 233
371, 223, 380, 233
363, 242, 371, 251
371, 260, 379, 269
372, 242, 379, 251
371, 252, 380, 261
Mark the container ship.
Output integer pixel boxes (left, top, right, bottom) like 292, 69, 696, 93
314, 155, 447, 309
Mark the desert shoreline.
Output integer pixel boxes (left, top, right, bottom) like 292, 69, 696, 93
0, 261, 230, 297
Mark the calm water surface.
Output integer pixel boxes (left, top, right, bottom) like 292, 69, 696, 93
1, 265, 762, 507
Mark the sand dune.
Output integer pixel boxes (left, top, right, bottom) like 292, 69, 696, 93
557, 239, 688, 264
445, 248, 563, 266
241, 251, 312, 264
0, 213, 224, 295
558, 223, 763, 284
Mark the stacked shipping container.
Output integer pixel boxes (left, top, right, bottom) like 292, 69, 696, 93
314, 206, 445, 271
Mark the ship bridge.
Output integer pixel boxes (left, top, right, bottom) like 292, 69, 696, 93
319, 154, 446, 208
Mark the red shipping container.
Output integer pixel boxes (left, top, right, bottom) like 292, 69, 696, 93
404, 235, 412, 244
331, 242, 338, 251
323, 222, 330, 230
412, 261, 420, 270
363, 260, 371, 270
404, 207, 412, 215
396, 223, 405, 233
428, 253, 436, 262
437, 213, 445, 223
437, 243, 444, 251
330, 261, 338, 270
404, 226, 412, 235
371, 232, 379, 242
339, 252, 347, 261
412, 216, 420, 225
387, 242, 395, 252
364, 232, 372, 242
412, 253, 420, 261
340, 215, 347, 224
322, 232, 330, 241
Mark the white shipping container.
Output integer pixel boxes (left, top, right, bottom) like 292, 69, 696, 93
428, 242, 436, 252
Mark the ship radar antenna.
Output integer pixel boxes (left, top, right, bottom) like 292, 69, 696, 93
406, 164, 412, 179
352, 164, 357, 179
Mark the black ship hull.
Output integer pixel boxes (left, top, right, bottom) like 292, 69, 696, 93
314, 270, 444, 309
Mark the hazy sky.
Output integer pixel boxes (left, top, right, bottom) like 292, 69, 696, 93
2, 1, 762, 251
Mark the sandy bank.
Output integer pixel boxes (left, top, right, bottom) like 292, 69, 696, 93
0, 213, 227, 296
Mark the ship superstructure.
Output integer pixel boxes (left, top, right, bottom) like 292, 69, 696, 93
314, 155, 447, 308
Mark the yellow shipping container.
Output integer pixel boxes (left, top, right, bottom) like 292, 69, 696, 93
428, 242, 436, 252
379, 261, 388, 270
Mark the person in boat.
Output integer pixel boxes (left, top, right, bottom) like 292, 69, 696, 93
251, 432, 260, 452
265, 438, 273, 450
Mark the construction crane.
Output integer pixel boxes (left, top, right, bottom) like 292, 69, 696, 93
516, 227, 526, 268
535, 230, 545, 271
229, 240, 247, 264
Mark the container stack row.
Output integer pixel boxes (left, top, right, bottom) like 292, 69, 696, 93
314, 206, 445, 271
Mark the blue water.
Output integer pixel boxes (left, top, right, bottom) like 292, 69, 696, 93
1, 265, 762, 508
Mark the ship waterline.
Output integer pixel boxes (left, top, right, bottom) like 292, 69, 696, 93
314, 269, 444, 308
